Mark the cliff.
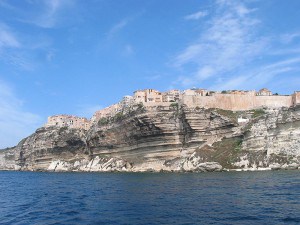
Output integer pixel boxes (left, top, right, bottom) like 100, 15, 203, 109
1, 104, 300, 172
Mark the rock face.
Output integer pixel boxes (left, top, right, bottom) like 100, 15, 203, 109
1, 104, 300, 172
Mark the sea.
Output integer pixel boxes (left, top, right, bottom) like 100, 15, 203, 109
0, 171, 299, 225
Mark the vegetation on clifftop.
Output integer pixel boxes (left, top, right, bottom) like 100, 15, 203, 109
97, 103, 146, 126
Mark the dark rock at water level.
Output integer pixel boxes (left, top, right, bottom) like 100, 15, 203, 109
1, 104, 300, 172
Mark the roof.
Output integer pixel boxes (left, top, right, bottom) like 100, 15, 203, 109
259, 88, 271, 92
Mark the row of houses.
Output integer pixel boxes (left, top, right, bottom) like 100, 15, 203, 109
133, 89, 181, 103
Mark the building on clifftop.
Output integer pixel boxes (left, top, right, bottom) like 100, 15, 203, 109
223, 90, 256, 96
182, 89, 197, 96
182, 88, 217, 96
195, 89, 208, 96
162, 90, 180, 102
292, 91, 300, 106
121, 95, 134, 107
133, 89, 162, 103
256, 88, 272, 96
90, 103, 121, 123
133, 90, 146, 103
45, 115, 90, 130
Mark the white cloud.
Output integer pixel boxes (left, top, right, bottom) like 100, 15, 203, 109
173, 0, 300, 90
21, 0, 73, 28
210, 57, 300, 91
0, 22, 56, 70
195, 66, 215, 81
270, 47, 300, 56
0, 23, 35, 70
0, 23, 20, 49
211, 75, 249, 91
105, 10, 145, 40
0, 80, 42, 148
175, 44, 202, 66
0, 0, 15, 10
262, 57, 300, 70
39, 0, 72, 28
0, 52, 35, 70
107, 18, 130, 39
280, 32, 300, 44
184, 11, 208, 20
174, 1, 265, 87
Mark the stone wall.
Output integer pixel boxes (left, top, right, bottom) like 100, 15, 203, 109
255, 96, 292, 108
182, 94, 292, 111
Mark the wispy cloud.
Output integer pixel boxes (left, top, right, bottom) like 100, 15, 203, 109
172, 0, 300, 91
0, 18, 59, 69
0, 0, 15, 10
0, 23, 36, 70
184, 11, 208, 20
0, 23, 20, 49
0, 80, 42, 148
0, 23, 42, 70
280, 32, 300, 44
0, 0, 74, 28
122, 44, 134, 56
19, 0, 74, 28
210, 59, 300, 91
174, 0, 265, 85
106, 18, 130, 39
105, 10, 145, 40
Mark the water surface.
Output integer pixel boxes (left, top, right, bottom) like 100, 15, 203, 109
0, 171, 299, 224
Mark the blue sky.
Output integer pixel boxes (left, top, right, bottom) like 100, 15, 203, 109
1, 0, 300, 148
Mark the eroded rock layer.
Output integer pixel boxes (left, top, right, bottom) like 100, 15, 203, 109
1, 105, 300, 172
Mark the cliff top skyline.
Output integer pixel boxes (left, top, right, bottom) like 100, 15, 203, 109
1, 0, 300, 148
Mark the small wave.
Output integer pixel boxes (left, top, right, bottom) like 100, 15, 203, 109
282, 217, 300, 222
226, 215, 262, 221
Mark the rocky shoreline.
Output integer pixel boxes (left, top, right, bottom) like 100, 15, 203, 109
1, 165, 300, 173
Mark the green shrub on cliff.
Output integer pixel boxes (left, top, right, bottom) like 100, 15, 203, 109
215, 108, 239, 123
98, 117, 109, 125
137, 102, 144, 109
252, 109, 265, 118
113, 112, 125, 122
170, 102, 178, 108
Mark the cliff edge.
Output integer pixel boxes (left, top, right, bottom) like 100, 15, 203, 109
1, 104, 300, 172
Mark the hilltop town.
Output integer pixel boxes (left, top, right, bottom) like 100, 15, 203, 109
45, 88, 300, 130
3, 87, 300, 173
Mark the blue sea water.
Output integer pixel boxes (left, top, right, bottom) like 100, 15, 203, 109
0, 171, 299, 225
